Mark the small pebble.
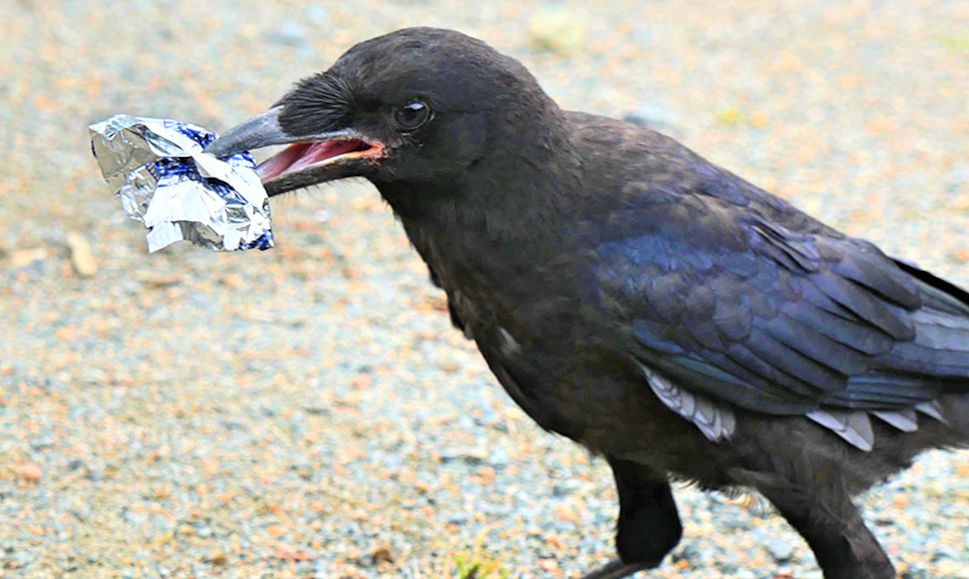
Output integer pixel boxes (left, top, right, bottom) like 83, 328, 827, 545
17, 463, 42, 483
767, 538, 795, 562
528, 7, 587, 54
65, 231, 97, 277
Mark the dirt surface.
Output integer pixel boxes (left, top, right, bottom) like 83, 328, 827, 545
2, 1, 969, 578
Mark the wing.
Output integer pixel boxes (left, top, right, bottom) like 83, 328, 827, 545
577, 119, 969, 450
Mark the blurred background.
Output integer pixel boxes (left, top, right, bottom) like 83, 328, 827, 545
1, 1, 968, 578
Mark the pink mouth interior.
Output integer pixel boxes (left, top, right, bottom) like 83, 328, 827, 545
256, 139, 376, 182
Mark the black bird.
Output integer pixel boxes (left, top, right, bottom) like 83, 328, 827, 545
206, 28, 969, 579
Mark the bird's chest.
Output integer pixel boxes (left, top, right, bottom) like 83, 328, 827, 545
401, 219, 625, 440
408, 226, 505, 337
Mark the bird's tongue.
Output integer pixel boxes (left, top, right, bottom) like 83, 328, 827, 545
255, 140, 369, 182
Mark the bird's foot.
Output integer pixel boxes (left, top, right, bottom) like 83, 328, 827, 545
577, 559, 649, 579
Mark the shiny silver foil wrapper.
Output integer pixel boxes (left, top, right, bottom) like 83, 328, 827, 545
89, 115, 273, 253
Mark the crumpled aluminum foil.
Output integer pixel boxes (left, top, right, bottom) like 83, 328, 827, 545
89, 115, 273, 253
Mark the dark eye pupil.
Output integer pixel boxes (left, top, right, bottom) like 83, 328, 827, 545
395, 102, 429, 130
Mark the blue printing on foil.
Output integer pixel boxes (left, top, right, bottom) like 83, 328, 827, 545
152, 120, 274, 251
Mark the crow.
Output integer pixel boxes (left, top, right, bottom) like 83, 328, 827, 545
206, 27, 969, 579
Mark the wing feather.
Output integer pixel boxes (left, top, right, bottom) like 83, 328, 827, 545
591, 184, 969, 451
577, 118, 969, 450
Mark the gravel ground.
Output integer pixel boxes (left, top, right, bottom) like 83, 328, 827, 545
2, 1, 969, 578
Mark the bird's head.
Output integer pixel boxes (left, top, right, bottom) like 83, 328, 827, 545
206, 27, 556, 197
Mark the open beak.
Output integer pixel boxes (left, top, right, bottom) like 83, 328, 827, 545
204, 106, 385, 197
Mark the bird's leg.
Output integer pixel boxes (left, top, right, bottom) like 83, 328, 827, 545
746, 471, 895, 579
609, 457, 682, 567
579, 457, 682, 579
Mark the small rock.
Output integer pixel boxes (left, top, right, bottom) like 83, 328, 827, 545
671, 542, 701, 562
923, 481, 945, 498
70, 507, 91, 522
720, 514, 749, 531
551, 479, 584, 497
488, 447, 510, 468
293, 464, 314, 480
17, 463, 42, 482
371, 546, 394, 565
767, 537, 795, 562
134, 271, 181, 288
955, 460, 969, 478
8, 248, 48, 269
273, 543, 314, 561
85, 463, 105, 481
152, 532, 175, 546
439, 446, 487, 464
210, 552, 228, 565
528, 8, 587, 54
65, 231, 97, 276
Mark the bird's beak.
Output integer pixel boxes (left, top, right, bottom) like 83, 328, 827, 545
205, 106, 385, 197
204, 106, 295, 158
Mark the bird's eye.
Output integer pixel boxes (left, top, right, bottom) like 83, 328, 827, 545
393, 102, 431, 132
